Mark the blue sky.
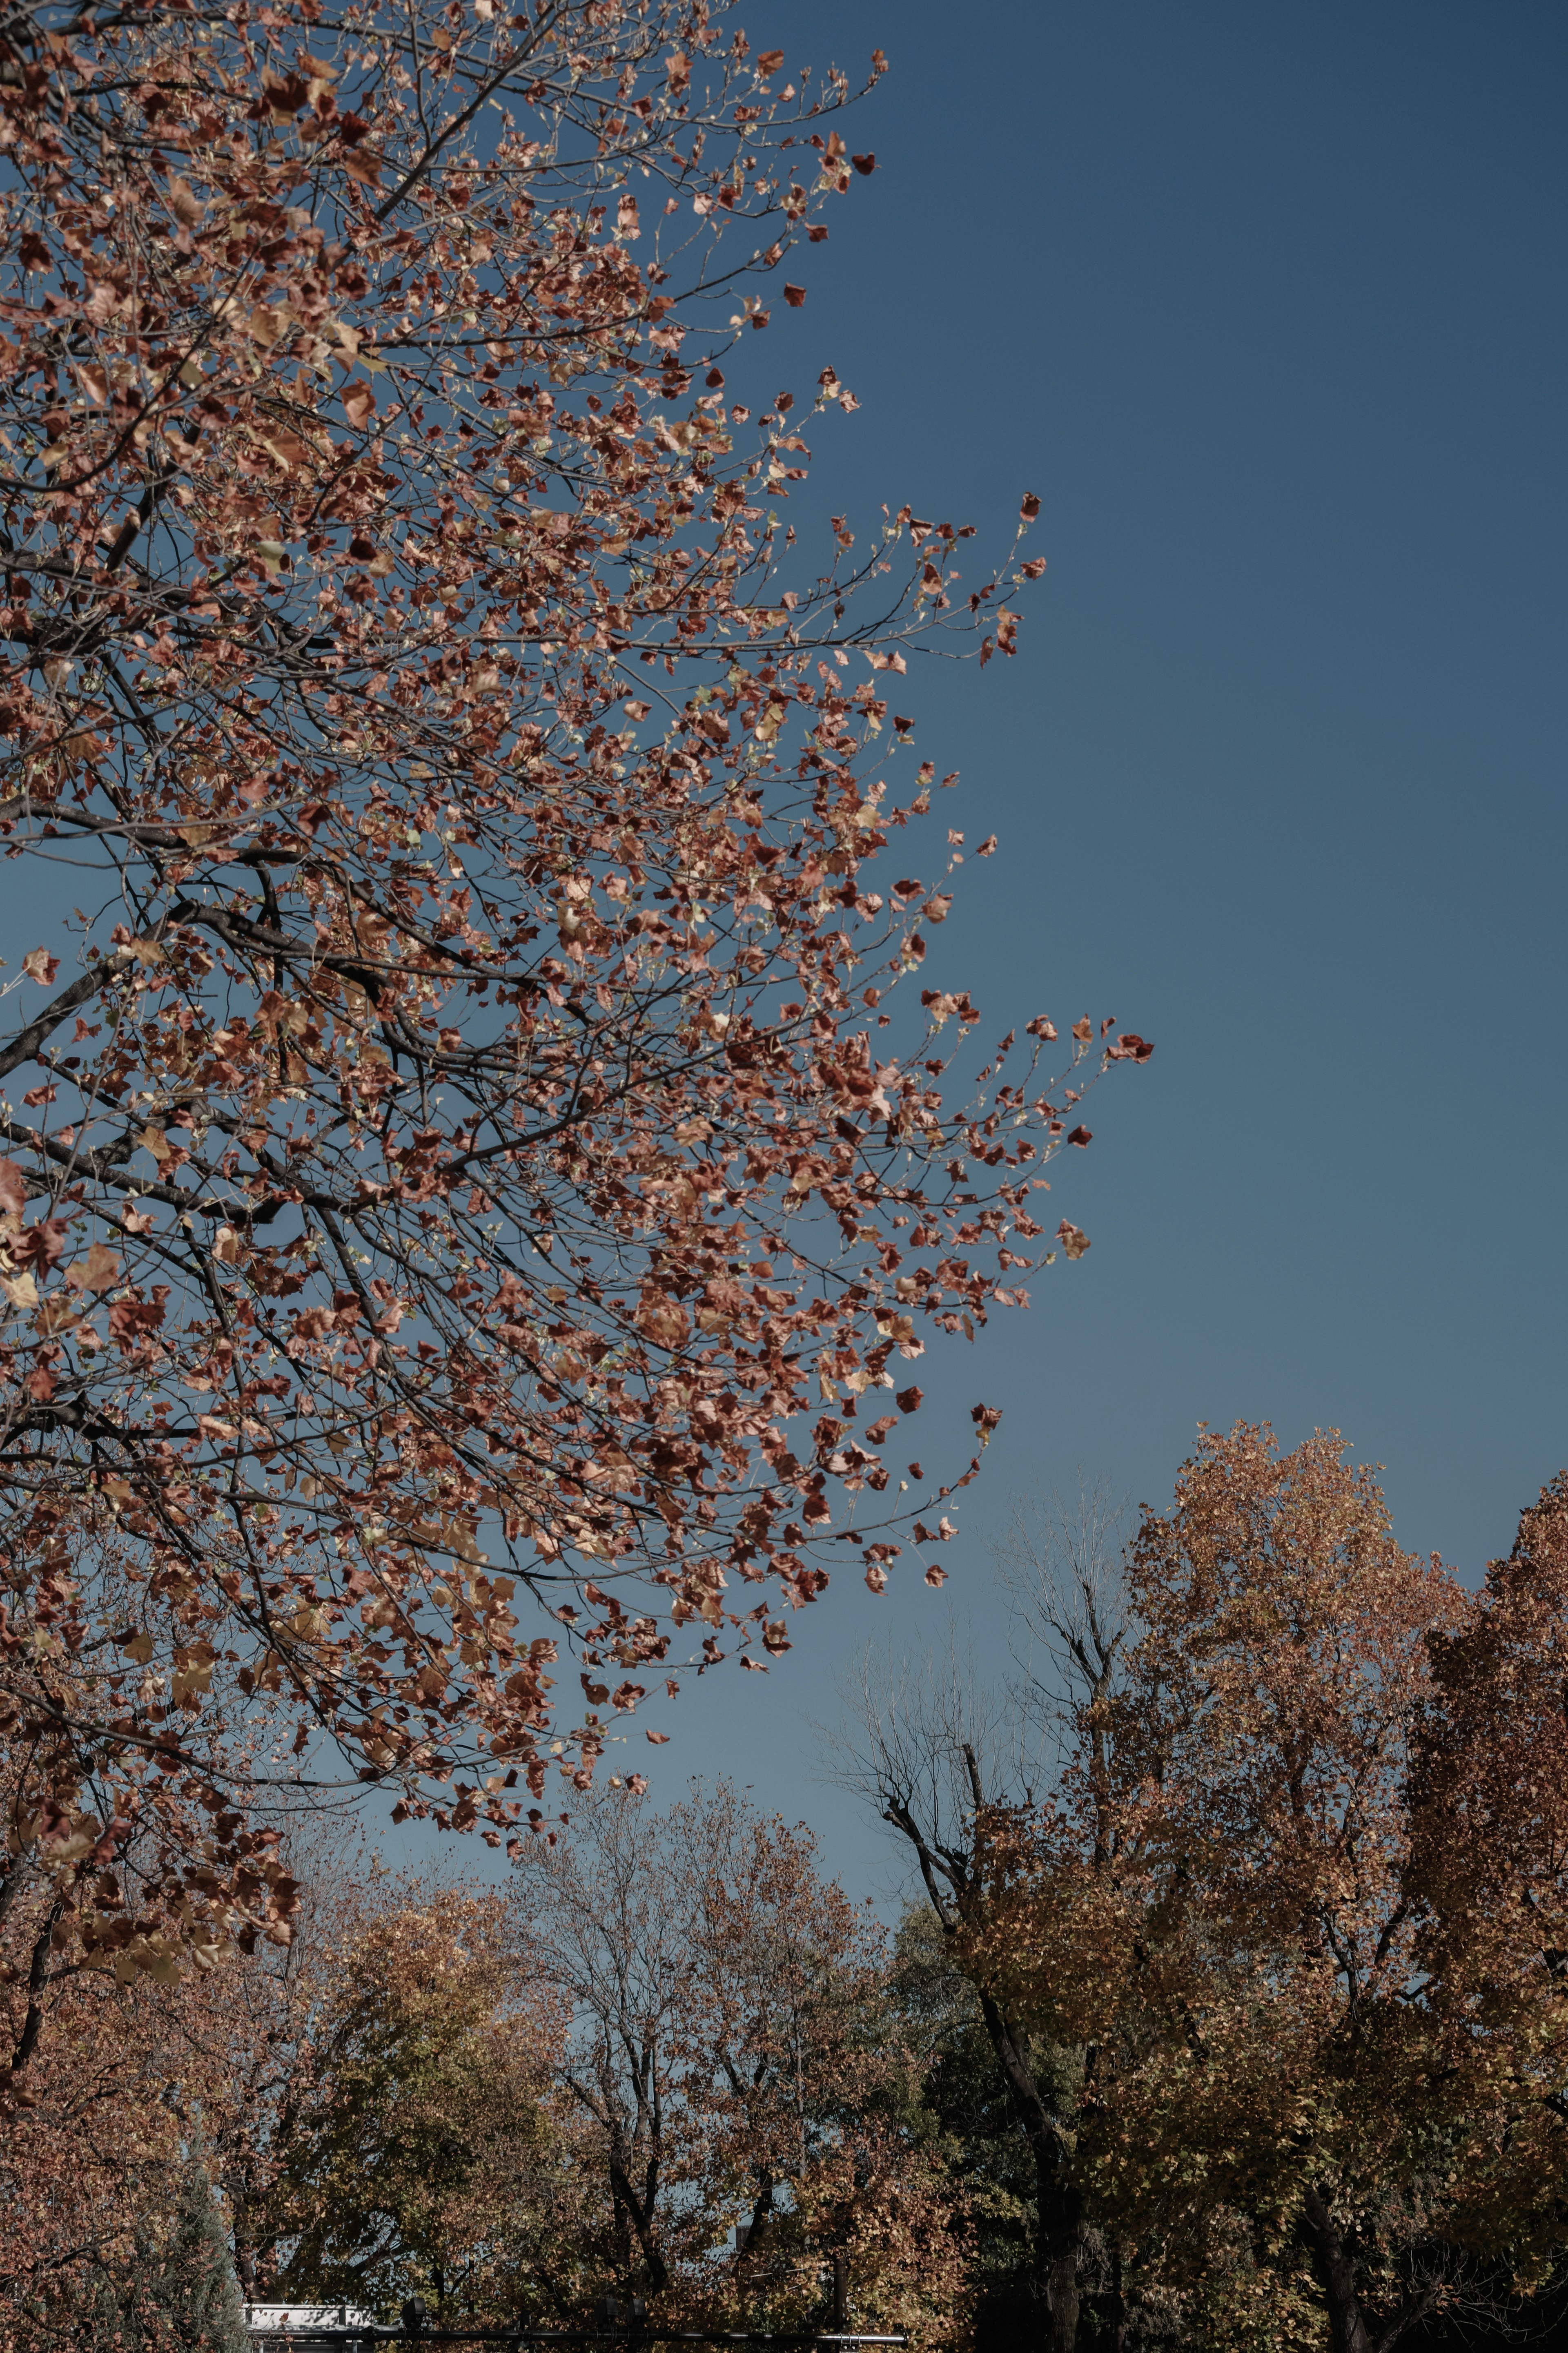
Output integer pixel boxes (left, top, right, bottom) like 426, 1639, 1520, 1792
600, 0, 1568, 1895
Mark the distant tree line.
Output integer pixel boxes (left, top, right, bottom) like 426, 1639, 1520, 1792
5, 1427, 1568, 2352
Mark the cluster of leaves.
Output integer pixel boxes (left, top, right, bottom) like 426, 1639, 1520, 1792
0, 1763, 252, 2349
0, 0, 1150, 1989
506, 1778, 970, 2341
958, 1429, 1568, 2353
255, 1878, 567, 2317
76, 2165, 250, 2353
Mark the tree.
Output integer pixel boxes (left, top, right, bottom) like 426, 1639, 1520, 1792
0, 1778, 251, 2349
1407, 1474, 1568, 2299
0, 0, 1150, 1978
886, 1905, 1041, 2348
256, 1878, 567, 2319
969, 1425, 1563, 2353
510, 1778, 966, 2337
173, 1844, 325, 2304
161, 2165, 250, 2353
826, 1624, 1105, 2353
827, 1487, 1147, 2353
82, 2163, 250, 2353
509, 1779, 701, 2306
684, 1791, 967, 2346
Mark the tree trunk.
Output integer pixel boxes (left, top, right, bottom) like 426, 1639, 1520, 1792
968, 1982, 1081, 2351
1047, 2244, 1082, 2353
1107, 2240, 1129, 2353
229, 2204, 258, 2298
1039, 2173, 1084, 2353
1301, 2186, 1374, 2353
8, 1901, 60, 2075
608, 2151, 669, 2293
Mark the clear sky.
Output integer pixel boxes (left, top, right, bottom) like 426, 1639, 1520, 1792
594, 0, 1568, 1898
8, 0, 1563, 1902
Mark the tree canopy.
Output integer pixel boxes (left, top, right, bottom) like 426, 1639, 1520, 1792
964, 1430, 1568, 2351
0, 0, 1149, 1991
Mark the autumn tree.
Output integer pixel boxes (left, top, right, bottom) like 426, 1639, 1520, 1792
251, 1878, 566, 2320
0, 1786, 570, 2338
0, 0, 1151, 1984
968, 1425, 1568, 2353
683, 1789, 967, 2346
834, 1437, 1568, 2349
1406, 1474, 1568, 2304
511, 1777, 966, 2337
508, 1780, 698, 2305
827, 1636, 1092, 2353
828, 1487, 1140, 2353
179, 1859, 321, 2304
884, 1904, 1043, 2348
0, 1758, 252, 2349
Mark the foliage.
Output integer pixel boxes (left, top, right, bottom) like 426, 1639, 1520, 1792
887, 1907, 1038, 2340
1, 1780, 555, 2335
256, 1878, 565, 2319
1408, 1473, 1568, 2287
80, 2164, 250, 2353
967, 1425, 1568, 2353
511, 1778, 968, 2338
0, 1801, 247, 2351
10, 1438, 1568, 2351
0, 0, 1151, 1987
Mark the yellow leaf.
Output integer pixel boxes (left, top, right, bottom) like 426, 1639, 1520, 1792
172, 1657, 213, 1703
115, 1934, 181, 1987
